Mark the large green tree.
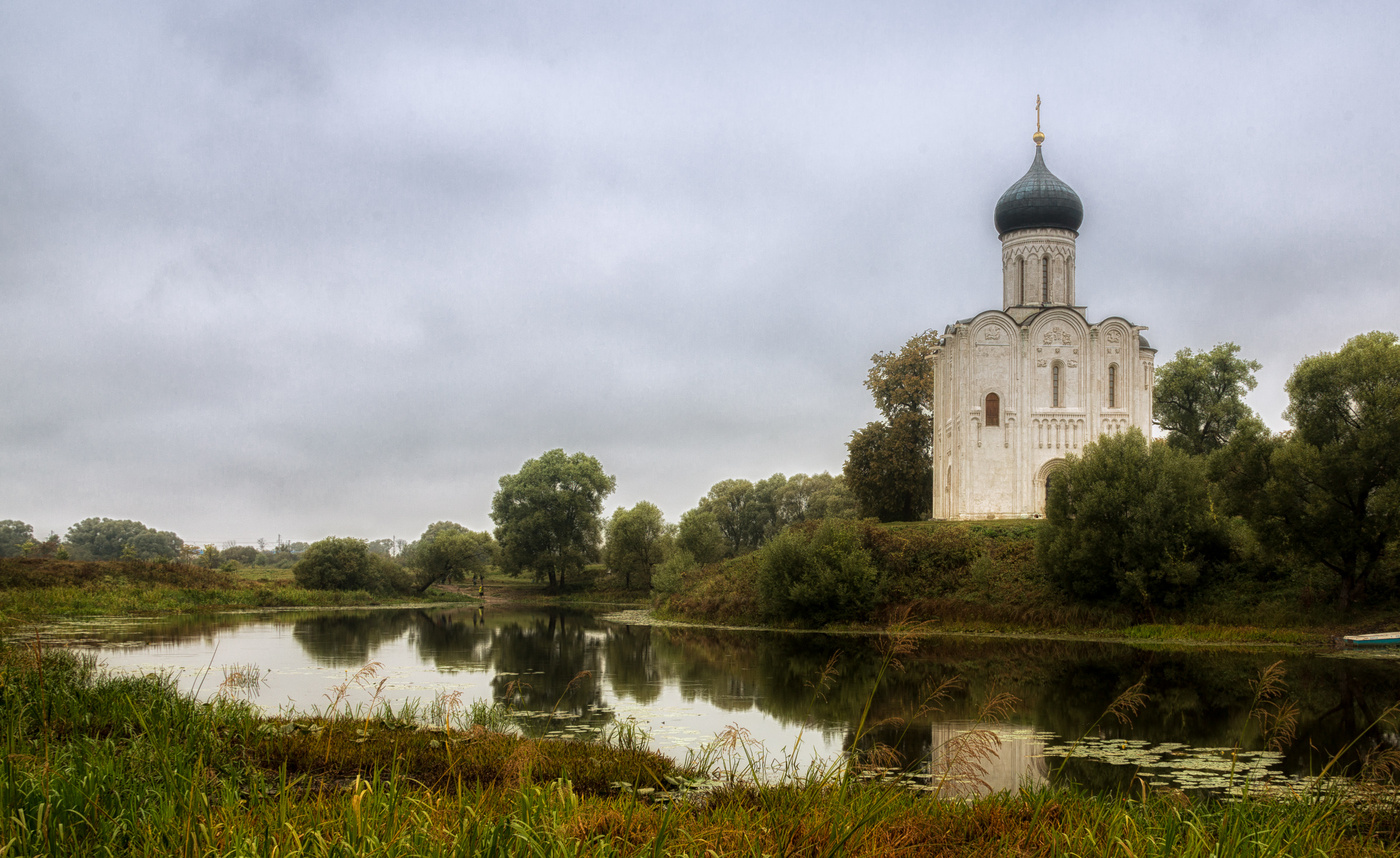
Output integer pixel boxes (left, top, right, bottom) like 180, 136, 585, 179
775, 472, 856, 525
695, 475, 785, 555
844, 413, 933, 522
1038, 427, 1225, 613
603, 501, 670, 589
843, 331, 938, 521
490, 449, 616, 592
676, 509, 725, 565
1228, 332, 1400, 611
1154, 343, 1261, 455
0, 520, 34, 558
411, 522, 497, 594
64, 518, 183, 561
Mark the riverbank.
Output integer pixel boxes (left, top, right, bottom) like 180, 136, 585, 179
651, 520, 1400, 649
0, 557, 477, 630
3, 552, 1391, 651
2, 642, 1395, 857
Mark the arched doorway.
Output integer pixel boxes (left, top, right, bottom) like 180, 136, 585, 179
1035, 459, 1067, 517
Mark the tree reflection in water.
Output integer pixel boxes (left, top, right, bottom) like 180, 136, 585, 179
71, 606, 1400, 789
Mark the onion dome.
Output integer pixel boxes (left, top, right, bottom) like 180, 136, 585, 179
994, 144, 1083, 236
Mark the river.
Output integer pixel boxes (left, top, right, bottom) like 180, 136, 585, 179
40, 604, 1400, 794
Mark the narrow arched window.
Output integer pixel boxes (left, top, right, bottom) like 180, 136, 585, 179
1108, 364, 1117, 408
1052, 363, 1061, 407
1019, 258, 1026, 304
1041, 257, 1049, 303
985, 393, 1000, 427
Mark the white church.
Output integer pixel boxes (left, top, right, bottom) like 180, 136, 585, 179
929, 127, 1155, 519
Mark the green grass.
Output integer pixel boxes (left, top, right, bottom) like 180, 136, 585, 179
229, 565, 296, 583
0, 557, 476, 630
1118, 623, 1330, 646
0, 642, 1395, 857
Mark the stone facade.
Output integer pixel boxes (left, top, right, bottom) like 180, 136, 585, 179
929, 145, 1156, 519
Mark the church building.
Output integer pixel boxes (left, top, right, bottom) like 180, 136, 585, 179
929, 126, 1156, 519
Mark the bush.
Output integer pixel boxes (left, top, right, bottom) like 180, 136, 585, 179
293, 537, 386, 592
863, 522, 981, 600
651, 549, 695, 596
756, 520, 879, 626
1038, 428, 1227, 613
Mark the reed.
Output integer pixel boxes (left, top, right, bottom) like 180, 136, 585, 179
1, 642, 1395, 857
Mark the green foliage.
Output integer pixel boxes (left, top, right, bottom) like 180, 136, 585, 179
696, 475, 783, 554
603, 501, 670, 589
64, 517, 183, 561
292, 536, 386, 592
677, 509, 725, 564
217, 545, 259, 566
1038, 428, 1224, 613
756, 520, 879, 625
865, 329, 939, 419
843, 332, 939, 523
844, 412, 933, 522
651, 548, 695, 596
1224, 331, 1400, 611
410, 523, 496, 594
365, 537, 402, 557
490, 449, 617, 592
0, 520, 33, 558
687, 472, 854, 559
1154, 342, 1262, 455
861, 520, 982, 600
776, 471, 857, 522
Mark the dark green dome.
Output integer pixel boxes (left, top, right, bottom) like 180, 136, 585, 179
994, 146, 1083, 235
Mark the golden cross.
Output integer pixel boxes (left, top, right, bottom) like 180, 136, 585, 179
1036, 95, 1041, 133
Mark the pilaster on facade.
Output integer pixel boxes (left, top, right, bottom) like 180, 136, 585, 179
929, 140, 1154, 520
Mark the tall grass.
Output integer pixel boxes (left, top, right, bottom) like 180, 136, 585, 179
0, 638, 1394, 857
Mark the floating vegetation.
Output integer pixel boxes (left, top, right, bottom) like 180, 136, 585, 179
1043, 738, 1315, 795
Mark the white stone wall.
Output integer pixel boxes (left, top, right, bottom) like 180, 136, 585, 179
930, 229, 1155, 520
1000, 228, 1077, 312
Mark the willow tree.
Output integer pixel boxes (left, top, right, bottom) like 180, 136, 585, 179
490, 449, 616, 592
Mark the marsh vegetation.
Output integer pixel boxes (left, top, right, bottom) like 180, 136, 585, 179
3, 623, 1399, 857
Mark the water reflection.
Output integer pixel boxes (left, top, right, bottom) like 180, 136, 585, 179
54, 606, 1400, 791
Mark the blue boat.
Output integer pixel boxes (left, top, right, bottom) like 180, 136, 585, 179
1343, 632, 1400, 646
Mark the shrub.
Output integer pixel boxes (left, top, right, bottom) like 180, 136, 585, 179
756, 520, 878, 626
1038, 428, 1226, 613
651, 549, 695, 596
293, 537, 383, 592
863, 522, 981, 600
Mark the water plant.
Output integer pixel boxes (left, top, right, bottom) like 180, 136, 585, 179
2, 639, 1397, 856
1052, 675, 1149, 782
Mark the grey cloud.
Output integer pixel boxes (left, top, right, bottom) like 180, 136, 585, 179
3, 0, 1398, 541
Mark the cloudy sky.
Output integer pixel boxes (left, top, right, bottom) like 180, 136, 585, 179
3, 1, 1397, 545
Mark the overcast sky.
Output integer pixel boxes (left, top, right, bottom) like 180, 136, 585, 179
3, 1, 1397, 545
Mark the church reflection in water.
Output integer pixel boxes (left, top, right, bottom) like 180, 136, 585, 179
77, 605, 1400, 791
